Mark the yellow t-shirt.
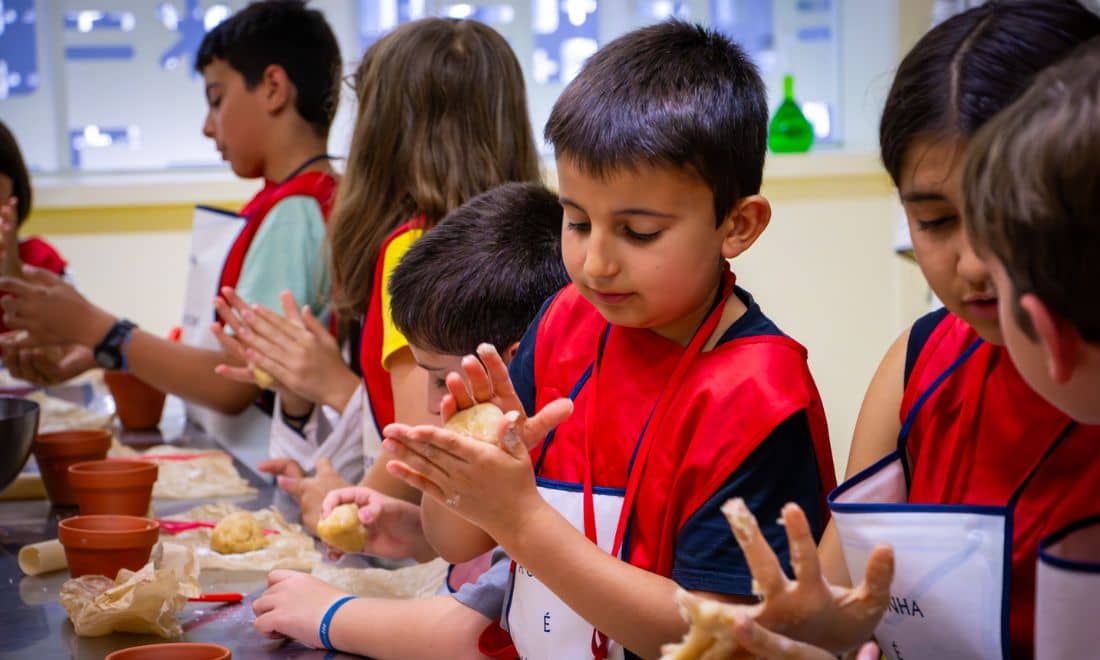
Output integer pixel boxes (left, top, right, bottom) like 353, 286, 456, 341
379, 227, 424, 369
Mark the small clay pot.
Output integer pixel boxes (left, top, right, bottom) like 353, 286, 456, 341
69, 459, 158, 516
31, 429, 112, 506
104, 371, 166, 430
105, 643, 231, 660
57, 514, 159, 578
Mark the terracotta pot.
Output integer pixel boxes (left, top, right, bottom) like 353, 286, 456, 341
57, 514, 159, 578
31, 429, 112, 506
69, 459, 158, 516
105, 643, 231, 660
104, 371, 166, 430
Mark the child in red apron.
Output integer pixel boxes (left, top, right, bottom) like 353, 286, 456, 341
212, 18, 543, 533
0, 2, 341, 435
382, 21, 836, 660
662, 4, 1100, 660
963, 42, 1100, 660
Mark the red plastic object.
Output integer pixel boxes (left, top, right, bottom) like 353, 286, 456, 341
187, 592, 244, 603
157, 519, 280, 535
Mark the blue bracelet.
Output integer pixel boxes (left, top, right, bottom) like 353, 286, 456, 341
319, 595, 355, 651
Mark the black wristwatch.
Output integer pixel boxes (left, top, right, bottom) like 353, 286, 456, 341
93, 319, 137, 370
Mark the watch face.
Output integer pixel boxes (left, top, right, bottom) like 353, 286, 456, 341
94, 347, 121, 371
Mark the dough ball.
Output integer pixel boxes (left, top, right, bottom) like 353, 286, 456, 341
252, 367, 275, 389
210, 511, 270, 554
444, 403, 505, 443
316, 503, 368, 554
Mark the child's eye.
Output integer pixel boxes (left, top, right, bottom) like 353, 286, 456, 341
916, 215, 957, 231
625, 227, 661, 242
566, 221, 590, 233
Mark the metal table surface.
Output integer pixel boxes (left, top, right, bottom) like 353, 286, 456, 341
0, 384, 361, 659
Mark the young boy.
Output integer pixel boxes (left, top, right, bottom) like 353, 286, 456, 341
964, 39, 1100, 426
0, 1, 340, 440
383, 21, 837, 659
252, 182, 571, 658
964, 41, 1100, 660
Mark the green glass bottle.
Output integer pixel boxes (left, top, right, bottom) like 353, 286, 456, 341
768, 75, 814, 153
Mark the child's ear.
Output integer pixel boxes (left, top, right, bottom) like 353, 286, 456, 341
719, 194, 771, 260
1020, 293, 1082, 384
501, 341, 521, 365
259, 64, 293, 114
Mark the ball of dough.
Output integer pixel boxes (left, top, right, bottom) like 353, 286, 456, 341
316, 503, 368, 554
252, 367, 275, 389
210, 511, 270, 554
444, 403, 505, 443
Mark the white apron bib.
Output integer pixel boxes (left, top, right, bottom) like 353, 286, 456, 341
506, 479, 627, 660
1035, 515, 1100, 660
829, 339, 1072, 660
180, 205, 271, 445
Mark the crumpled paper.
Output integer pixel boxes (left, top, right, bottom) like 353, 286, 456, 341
26, 390, 114, 433
108, 444, 256, 499
312, 558, 449, 599
163, 502, 321, 571
59, 542, 200, 638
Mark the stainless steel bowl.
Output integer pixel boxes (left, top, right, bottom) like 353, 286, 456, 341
0, 396, 40, 491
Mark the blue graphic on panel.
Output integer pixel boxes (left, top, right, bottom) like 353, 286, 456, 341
532, 0, 598, 85
0, 0, 39, 98
65, 45, 135, 60
68, 126, 135, 169
157, 0, 213, 75
63, 11, 136, 32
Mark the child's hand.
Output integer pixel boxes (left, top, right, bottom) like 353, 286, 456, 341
253, 570, 350, 648
213, 288, 359, 412
663, 597, 881, 660
382, 407, 564, 540
2, 343, 94, 385
0, 266, 104, 346
0, 197, 22, 279
320, 486, 430, 560
257, 457, 306, 479
440, 343, 574, 451
664, 499, 893, 657
277, 457, 350, 533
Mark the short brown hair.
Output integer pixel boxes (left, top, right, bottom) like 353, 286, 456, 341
964, 37, 1100, 344
544, 20, 766, 227
389, 182, 568, 356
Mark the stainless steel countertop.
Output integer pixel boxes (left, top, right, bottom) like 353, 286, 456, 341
0, 384, 361, 659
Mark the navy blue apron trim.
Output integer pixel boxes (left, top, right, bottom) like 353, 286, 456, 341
444, 563, 459, 594
997, 422, 1076, 657
535, 476, 626, 497
533, 362, 594, 475
897, 338, 984, 490
1039, 513, 1100, 573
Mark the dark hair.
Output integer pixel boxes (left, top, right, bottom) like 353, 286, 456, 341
195, 0, 341, 138
964, 38, 1100, 343
389, 182, 568, 355
329, 18, 539, 320
544, 20, 766, 227
880, 0, 1100, 186
0, 121, 31, 225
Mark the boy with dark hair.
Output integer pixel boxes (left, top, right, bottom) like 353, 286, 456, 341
383, 20, 836, 659
0, 0, 340, 448
252, 182, 572, 658
964, 38, 1100, 426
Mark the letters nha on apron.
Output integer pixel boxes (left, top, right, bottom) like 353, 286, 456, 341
829, 339, 1075, 660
